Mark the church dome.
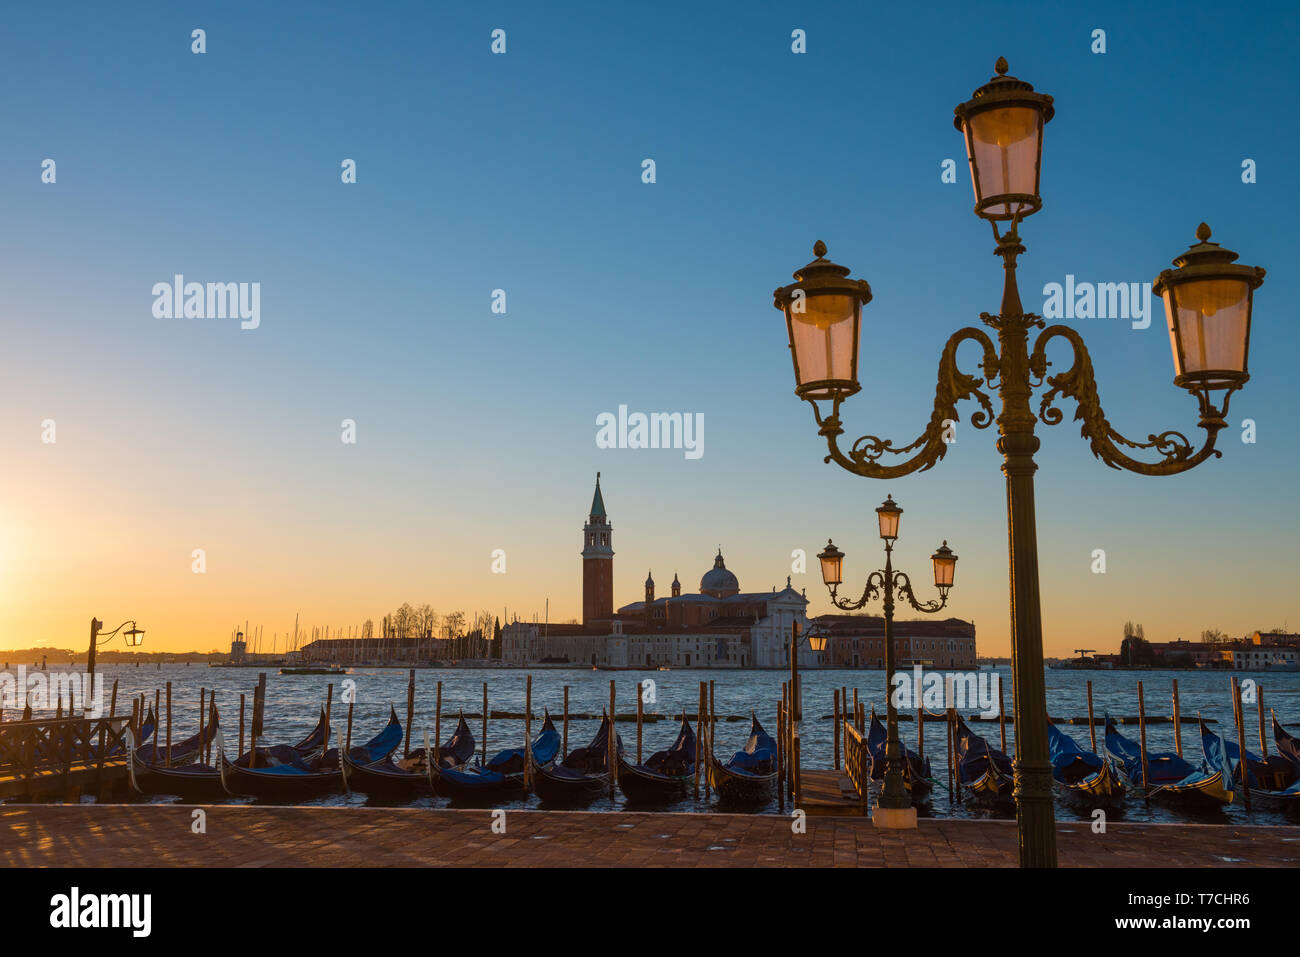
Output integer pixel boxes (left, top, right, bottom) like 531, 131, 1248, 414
700, 549, 740, 598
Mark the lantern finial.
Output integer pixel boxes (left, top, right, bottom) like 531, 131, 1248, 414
813, 240, 827, 258
1196, 222, 1212, 242
995, 56, 1008, 75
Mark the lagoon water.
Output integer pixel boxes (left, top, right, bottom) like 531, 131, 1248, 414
12, 663, 1300, 825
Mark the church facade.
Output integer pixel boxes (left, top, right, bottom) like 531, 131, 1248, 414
501, 475, 816, 668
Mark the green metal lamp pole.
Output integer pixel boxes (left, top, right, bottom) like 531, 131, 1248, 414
778, 59, 1265, 866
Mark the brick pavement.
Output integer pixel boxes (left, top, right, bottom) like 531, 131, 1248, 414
2, 804, 1297, 867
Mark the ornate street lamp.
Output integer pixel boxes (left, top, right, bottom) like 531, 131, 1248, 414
816, 502, 956, 829
952, 56, 1054, 222
775, 58, 1264, 867
786, 620, 828, 725
87, 617, 145, 702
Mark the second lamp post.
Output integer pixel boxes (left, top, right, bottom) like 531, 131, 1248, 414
818, 495, 956, 828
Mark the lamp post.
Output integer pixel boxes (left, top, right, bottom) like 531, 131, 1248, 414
774, 58, 1264, 867
816, 498, 956, 829
86, 617, 145, 703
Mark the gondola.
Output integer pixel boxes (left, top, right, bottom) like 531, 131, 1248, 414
865, 709, 934, 802
343, 713, 475, 797
706, 713, 777, 806
435, 715, 561, 801
133, 706, 218, 768
1201, 717, 1300, 809
1273, 713, 1300, 771
1104, 715, 1231, 808
1048, 720, 1125, 807
953, 715, 1015, 807
230, 707, 330, 772
128, 705, 229, 800
227, 707, 402, 800
532, 713, 622, 804
617, 714, 696, 804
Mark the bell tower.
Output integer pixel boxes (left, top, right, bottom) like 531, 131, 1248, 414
582, 472, 614, 625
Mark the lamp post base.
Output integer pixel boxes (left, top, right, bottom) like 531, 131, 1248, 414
871, 805, 917, 829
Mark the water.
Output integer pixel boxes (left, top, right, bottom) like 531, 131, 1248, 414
13, 663, 1300, 824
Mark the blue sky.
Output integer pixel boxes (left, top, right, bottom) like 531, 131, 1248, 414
1, 0, 1297, 653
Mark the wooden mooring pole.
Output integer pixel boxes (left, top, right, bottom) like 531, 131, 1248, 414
404, 668, 415, 758
1137, 681, 1150, 802
777, 704, 785, 813
165, 682, 173, 768
607, 678, 617, 797
634, 681, 644, 764
833, 689, 841, 770
524, 674, 533, 793
1172, 679, 1182, 756
434, 681, 442, 766
1232, 677, 1251, 809
1086, 680, 1096, 753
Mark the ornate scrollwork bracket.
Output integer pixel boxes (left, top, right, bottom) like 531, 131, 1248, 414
812, 326, 1002, 479
893, 571, 948, 615
1031, 324, 1232, 475
826, 570, 885, 612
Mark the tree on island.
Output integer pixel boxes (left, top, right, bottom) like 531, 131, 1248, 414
1200, 628, 1226, 647
1120, 621, 1155, 666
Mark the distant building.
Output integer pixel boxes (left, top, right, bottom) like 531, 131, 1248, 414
1250, 631, 1300, 648
1146, 639, 1220, 668
811, 614, 977, 669
1228, 644, 1299, 670
230, 635, 247, 662
501, 475, 814, 668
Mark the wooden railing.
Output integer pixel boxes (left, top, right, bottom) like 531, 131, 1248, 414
0, 715, 134, 792
843, 719, 869, 809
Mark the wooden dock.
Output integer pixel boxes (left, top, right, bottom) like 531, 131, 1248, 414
797, 769, 867, 816
0, 715, 134, 801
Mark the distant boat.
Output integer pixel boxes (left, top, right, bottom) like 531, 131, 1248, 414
281, 665, 347, 675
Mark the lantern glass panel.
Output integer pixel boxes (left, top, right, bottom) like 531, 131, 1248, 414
967, 106, 1040, 216
933, 554, 956, 588
819, 551, 843, 587
876, 506, 901, 541
789, 292, 857, 393
1164, 278, 1250, 383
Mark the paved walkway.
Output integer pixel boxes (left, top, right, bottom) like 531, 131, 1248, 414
2, 805, 1297, 867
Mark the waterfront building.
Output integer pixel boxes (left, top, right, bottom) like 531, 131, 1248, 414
812, 614, 977, 669
501, 475, 816, 668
